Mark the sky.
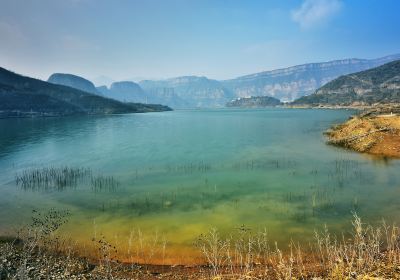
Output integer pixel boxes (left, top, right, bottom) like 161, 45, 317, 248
0, 0, 400, 85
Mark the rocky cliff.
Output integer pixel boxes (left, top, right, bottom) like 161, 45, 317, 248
293, 60, 400, 106
222, 54, 400, 102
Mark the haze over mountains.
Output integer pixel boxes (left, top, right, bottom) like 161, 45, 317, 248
47, 54, 400, 109
48, 73, 99, 95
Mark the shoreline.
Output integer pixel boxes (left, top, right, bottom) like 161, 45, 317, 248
325, 107, 400, 158
2, 214, 400, 279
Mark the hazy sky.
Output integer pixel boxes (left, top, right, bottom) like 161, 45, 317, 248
1, 0, 399, 84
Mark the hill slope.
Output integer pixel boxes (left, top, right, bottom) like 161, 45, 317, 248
292, 60, 400, 106
48, 73, 100, 95
222, 54, 400, 102
0, 67, 171, 118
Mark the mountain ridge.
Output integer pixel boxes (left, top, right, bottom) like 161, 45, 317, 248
45, 53, 400, 109
0, 67, 171, 118
222, 54, 400, 102
292, 60, 400, 106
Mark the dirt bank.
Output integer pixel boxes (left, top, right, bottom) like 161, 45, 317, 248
326, 113, 400, 158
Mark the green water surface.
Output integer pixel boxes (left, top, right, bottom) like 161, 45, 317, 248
1, 108, 399, 263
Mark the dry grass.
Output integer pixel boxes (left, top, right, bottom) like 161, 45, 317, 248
2, 213, 400, 279
195, 213, 400, 279
326, 115, 400, 157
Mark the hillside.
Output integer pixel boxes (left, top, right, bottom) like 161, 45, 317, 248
226, 96, 282, 108
222, 54, 400, 102
293, 60, 400, 106
48, 73, 100, 95
0, 67, 171, 118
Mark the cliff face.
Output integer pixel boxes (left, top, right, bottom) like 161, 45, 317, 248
48, 73, 100, 95
293, 60, 400, 106
222, 54, 400, 102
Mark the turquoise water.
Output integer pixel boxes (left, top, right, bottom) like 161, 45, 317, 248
1, 108, 400, 263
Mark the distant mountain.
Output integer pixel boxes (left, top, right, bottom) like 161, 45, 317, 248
41, 53, 400, 110
139, 76, 233, 108
48, 73, 100, 95
92, 75, 114, 87
292, 60, 400, 106
106, 81, 147, 103
96, 85, 109, 95
0, 67, 171, 118
226, 96, 282, 108
222, 54, 400, 102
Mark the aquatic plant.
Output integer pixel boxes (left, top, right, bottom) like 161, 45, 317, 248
91, 175, 119, 193
15, 166, 121, 193
15, 166, 92, 191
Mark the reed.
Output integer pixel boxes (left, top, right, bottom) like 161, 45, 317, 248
91, 175, 119, 193
15, 166, 92, 191
2, 212, 400, 279
15, 166, 120, 193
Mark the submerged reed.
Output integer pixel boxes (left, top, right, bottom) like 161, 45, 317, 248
15, 166, 120, 193
15, 167, 92, 191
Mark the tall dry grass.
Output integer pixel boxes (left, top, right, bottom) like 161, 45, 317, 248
196, 213, 400, 279
1, 212, 400, 279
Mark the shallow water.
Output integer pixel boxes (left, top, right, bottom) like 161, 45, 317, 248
1, 108, 400, 263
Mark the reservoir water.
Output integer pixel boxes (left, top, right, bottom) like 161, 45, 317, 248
1, 108, 400, 263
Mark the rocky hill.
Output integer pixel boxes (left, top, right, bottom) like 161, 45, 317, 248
0, 67, 171, 118
226, 96, 282, 108
292, 60, 400, 106
222, 54, 400, 102
48, 73, 100, 95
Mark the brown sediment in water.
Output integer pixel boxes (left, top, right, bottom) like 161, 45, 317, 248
326, 114, 400, 158
3, 214, 400, 279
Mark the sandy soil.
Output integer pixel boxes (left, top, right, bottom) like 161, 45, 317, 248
326, 114, 400, 158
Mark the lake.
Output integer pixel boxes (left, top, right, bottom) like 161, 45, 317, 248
1, 108, 400, 264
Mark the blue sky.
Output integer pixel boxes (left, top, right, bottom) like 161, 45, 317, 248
0, 0, 399, 84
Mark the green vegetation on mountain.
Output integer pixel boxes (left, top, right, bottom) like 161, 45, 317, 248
226, 96, 282, 108
0, 67, 171, 118
293, 60, 400, 106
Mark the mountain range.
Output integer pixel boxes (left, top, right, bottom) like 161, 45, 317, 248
293, 60, 400, 106
0, 67, 171, 118
223, 54, 400, 102
47, 54, 400, 109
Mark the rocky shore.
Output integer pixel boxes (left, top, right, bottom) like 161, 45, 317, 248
326, 106, 400, 158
